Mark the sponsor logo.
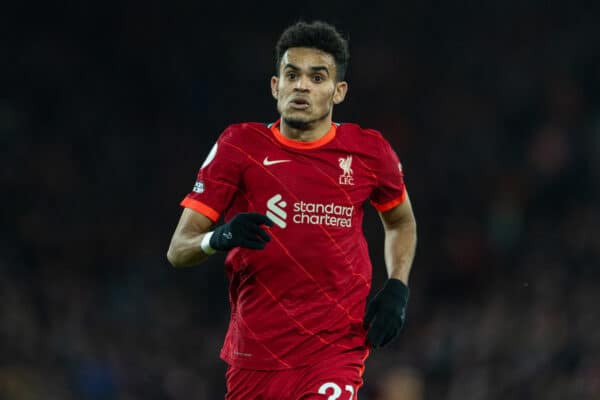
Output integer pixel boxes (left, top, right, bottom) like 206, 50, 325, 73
338, 155, 354, 185
266, 194, 353, 228
267, 194, 288, 228
263, 156, 291, 166
192, 181, 204, 193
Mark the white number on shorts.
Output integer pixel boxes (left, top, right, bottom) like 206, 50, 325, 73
345, 385, 355, 399
318, 382, 355, 400
318, 382, 342, 399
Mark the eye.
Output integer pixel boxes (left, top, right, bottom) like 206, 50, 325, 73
286, 72, 297, 80
313, 75, 324, 82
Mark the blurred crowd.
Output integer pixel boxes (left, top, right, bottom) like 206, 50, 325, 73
2, 2, 600, 399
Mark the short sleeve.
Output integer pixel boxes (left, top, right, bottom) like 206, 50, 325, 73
369, 137, 406, 212
180, 129, 242, 222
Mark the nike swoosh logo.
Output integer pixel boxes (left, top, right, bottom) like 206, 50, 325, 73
263, 157, 291, 166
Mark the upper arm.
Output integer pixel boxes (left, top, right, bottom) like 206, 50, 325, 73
368, 134, 406, 213
378, 192, 416, 230
179, 130, 244, 223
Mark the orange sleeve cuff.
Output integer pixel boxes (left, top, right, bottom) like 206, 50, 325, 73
180, 197, 220, 222
371, 189, 407, 212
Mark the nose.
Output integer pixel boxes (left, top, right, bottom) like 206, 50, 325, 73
293, 75, 310, 91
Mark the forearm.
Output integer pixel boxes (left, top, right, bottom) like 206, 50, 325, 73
167, 232, 212, 267
384, 218, 417, 284
365, 212, 415, 348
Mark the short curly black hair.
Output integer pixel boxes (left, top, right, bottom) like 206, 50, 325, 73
275, 21, 349, 81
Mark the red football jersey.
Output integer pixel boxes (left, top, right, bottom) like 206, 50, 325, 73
181, 120, 406, 370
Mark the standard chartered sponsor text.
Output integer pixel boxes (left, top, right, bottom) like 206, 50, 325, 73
292, 201, 353, 227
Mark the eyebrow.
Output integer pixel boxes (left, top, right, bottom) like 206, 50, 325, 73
284, 63, 330, 75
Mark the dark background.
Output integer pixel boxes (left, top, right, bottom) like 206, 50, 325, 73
2, 2, 599, 399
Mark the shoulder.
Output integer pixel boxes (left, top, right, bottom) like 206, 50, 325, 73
336, 122, 391, 152
218, 122, 272, 144
337, 122, 387, 141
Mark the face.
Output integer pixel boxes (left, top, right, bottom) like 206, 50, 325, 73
271, 47, 347, 130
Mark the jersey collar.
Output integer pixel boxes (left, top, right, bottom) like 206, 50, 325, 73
270, 119, 337, 149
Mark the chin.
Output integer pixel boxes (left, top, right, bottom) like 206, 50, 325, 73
283, 117, 311, 130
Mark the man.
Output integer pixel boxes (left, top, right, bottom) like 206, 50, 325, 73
167, 21, 417, 400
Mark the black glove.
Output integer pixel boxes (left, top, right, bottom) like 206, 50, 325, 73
363, 278, 409, 348
209, 213, 273, 251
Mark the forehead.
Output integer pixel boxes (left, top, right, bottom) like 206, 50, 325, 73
280, 47, 336, 72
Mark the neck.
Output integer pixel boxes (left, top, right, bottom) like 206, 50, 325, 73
280, 114, 332, 142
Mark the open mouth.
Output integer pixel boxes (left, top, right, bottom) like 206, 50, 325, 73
289, 98, 310, 109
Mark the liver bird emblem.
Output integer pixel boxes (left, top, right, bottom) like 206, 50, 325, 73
338, 156, 353, 176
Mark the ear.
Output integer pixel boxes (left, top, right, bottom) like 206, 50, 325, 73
333, 81, 348, 104
271, 76, 279, 100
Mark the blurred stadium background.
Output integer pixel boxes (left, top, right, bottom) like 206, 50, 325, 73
2, 1, 599, 399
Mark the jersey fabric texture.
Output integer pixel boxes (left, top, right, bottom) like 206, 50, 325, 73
181, 120, 406, 370
225, 347, 367, 400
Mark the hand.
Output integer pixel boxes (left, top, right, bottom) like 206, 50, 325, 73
363, 278, 409, 348
210, 213, 274, 251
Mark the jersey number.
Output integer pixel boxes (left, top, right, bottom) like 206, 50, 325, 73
318, 382, 355, 400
